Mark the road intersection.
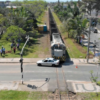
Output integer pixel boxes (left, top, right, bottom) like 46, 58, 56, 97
0, 62, 100, 92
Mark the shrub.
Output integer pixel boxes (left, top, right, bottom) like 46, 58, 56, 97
97, 81, 100, 86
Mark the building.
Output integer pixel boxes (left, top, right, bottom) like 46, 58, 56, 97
0, 1, 11, 8
0, 1, 5, 8
63, 4, 67, 8
6, 6, 21, 9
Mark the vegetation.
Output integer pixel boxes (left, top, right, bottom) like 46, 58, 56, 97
0, 90, 100, 100
52, 12, 89, 58
0, 0, 47, 58
77, 92, 100, 100
82, 0, 100, 16
0, 91, 49, 100
90, 70, 100, 86
54, 1, 88, 39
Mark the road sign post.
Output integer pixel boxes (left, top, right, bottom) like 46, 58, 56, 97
20, 35, 29, 84
87, 19, 91, 63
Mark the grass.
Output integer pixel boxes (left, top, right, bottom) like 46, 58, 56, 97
0, 91, 49, 100
0, 90, 29, 100
65, 38, 86, 58
0, 90, 100, 100
52, 11, 92, 58
37, 11, 45, 25
52, 12, 62, 26
77, 93, 100, 100
0, 38, 41, 58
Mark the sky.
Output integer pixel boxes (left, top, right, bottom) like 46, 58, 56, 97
0, 0, 78, 2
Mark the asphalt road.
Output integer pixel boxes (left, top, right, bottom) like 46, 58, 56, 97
84, 28, 100, 54
0, 63, 100, 82
89, 29, 100, 52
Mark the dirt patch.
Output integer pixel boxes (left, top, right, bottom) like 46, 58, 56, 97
36, 11, 51, 58
28, 91, 77, 100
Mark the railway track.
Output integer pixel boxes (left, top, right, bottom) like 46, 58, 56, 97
55, 66, 76, 100
48, 8, 76, 100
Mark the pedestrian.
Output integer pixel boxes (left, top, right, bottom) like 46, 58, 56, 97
17, 43, 19, 49
79, 37, 81, 44
3, 47, 5, 55
0, 49, 2, 56
11, 43, 13, 50
80, 38, 83, 46
13, 46, 16, 53
1, 46, 3, 50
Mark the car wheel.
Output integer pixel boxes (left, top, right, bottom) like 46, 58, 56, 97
38, 63, 41, 66
52, 64, 55, 67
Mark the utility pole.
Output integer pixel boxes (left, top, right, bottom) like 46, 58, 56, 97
20, 35, 29, 84
58, 0, 59, 6
87, 18, 91, 63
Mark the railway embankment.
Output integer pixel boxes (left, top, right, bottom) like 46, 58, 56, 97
52, 12, 93, 59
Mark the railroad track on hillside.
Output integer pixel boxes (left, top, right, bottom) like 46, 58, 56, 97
55, 66, 76, 100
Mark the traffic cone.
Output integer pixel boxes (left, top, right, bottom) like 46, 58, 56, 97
75, 65, 78, 68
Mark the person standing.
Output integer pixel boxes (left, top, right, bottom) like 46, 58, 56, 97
3, 47, 5, 55
80, 38, 83, 46
11, 43, 13, 50
0, 49, 2, 56
1, 46, 3, 51
17, 43, 19, 49
13, 46, 16, 53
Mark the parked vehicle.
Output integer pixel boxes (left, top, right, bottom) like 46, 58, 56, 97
94, 28, 98, 33
37, 58, 60, 66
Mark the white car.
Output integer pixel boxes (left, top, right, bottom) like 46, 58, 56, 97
37, 58, 60, 66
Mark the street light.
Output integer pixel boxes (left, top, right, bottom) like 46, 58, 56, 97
87, 17, 91, 63
20, 35, 29, 84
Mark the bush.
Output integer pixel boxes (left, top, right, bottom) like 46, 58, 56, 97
97, 81, 100, 86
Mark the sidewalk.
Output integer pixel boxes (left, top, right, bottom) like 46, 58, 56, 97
70, 58, 99, 65
0, 58, 99, 64
0, 58, 45, 63
0, 80, 100, 92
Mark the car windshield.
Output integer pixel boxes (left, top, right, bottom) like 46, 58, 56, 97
42, 58, 57, 62
42, 59, 46, 62
54, 59, 57, 61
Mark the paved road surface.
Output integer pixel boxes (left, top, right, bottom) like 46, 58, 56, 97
0, 63, 100, 92
0, 63, 100, 82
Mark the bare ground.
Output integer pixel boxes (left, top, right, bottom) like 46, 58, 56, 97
36, 11, 51, 58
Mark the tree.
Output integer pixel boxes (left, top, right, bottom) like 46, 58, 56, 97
0, 14, 7, 35
55, 1, 89, 39
3, 25, 26, 41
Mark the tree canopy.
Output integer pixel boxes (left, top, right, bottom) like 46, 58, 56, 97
54, 1, 89, 38
3, 25, 26, 41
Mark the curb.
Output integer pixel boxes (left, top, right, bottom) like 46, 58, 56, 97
0, 62, 36, 63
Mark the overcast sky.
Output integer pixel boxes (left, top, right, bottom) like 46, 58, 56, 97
0, 0, 78, 2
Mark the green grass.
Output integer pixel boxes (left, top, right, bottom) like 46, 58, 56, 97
83, 46, 93, 55
66, 38, 86, 58
77, 93, 100, 100
52, 12, 91, 58
37, 11, 45, 25
0, 38, 40, 58
0, 90, 29, 100
0, 90, 100, 100
52, 12, 62, 26
0, 91, 49, 100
